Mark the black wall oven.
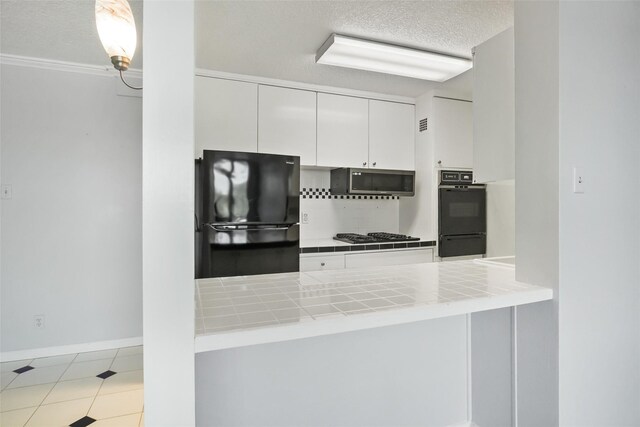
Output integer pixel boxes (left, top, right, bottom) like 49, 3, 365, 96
438, 171, 486, 257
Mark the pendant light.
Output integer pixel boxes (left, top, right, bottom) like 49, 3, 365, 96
95, 0, 141, 89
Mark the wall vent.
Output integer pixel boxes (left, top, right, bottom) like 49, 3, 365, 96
419, 117, 428, 132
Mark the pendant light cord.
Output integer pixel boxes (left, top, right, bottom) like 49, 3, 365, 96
119, 69, 143, 90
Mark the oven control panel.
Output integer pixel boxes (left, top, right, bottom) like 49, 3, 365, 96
440, 170, 473, 185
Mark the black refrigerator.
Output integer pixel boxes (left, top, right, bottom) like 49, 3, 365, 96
195, 150, 300, 279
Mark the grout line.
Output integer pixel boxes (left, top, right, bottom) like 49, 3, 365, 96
20, 355, 77, 425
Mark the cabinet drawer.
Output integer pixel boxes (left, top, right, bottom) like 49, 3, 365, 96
299, 254, 345, 272
345, 248, 433, 269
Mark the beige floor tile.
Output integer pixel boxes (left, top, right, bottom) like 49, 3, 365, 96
110, 354, 143, 373
139, 412, 144, 426
0, 360, 33, 373
1, 372, 18, 391
30, 354, 75, 368
88, 389, 144, 420
98, 370, 143, 396
91, 412, 142, 427
25, 397, 93, 427
60, 359, 112, 381
74, 349, 118, 363
0, 383, 54, 412
6, 364, 67, 389
42, 376, 103, 405
0, 406, 37, 427
115, 346, 143, 357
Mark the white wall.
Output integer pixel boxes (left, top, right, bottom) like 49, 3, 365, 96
0, 63, 142, 354
557, 2, 640, 425
399, 91, 436, 241
514, 1, 640, 426
142, 1, 195, 425
514, 1, 560, 425
486, 180, 515, 257
300, 169, 400, 240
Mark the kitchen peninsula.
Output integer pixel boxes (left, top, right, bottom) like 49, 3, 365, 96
194, 260, 552, 426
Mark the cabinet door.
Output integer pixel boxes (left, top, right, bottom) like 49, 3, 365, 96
299, 254, 345, 272
344, 248, 433, 269
433, 97, 473, 169
317, 93, 369, 168
368, 100, 415, 170
258, 85, 317, 165
195, 76, 257, 157
473, 27, 515, 183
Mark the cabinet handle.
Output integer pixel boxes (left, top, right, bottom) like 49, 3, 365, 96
363, 162, 367, 166
373, 162, 377, 167
320, 262, 326, 267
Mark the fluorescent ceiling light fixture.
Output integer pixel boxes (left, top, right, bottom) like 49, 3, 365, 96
316, 34, 472, 82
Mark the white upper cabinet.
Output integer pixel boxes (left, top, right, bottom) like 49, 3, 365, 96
258, 85, 317, 165
433, 97, 473, 169
368, 100, 415, 170
472, 27, 515, 183
195, 76, 258, 156
195, 77, 415, 169
316, 93, 369, 168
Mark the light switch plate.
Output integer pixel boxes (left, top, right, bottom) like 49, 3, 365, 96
1, 185, 12, 199
573, 167, 584, 193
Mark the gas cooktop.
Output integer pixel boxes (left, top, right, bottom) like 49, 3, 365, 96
334, 232, 421, 244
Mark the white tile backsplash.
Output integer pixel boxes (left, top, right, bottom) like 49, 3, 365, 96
300, 169, 400, 240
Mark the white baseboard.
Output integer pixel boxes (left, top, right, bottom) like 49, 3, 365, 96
442, 422, 474, 427
0, 336, 143, 362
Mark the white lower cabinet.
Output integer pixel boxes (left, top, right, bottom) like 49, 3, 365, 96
300, 248, 433, 272
299, 253, 345, 272
345, 248, 433, 269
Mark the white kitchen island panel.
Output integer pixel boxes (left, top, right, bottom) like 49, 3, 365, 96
195, 260, 552, 353
196, 315, 469, 427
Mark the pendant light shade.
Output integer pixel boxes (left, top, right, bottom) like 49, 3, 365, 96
95, 0, 137, 71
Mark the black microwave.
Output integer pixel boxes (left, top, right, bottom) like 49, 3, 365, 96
330, 168, 415, 197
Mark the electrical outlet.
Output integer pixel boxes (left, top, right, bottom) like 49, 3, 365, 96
34, 315, 45, 329
302, 212, 309, 224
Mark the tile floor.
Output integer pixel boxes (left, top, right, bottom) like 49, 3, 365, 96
1, 346, 144, 427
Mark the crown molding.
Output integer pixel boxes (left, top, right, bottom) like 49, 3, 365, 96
0, 53, 143, 79
195, 68, 416, 105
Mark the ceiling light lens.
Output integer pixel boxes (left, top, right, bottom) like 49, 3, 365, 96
95, 0, 137, 70
316, 34, 472, 82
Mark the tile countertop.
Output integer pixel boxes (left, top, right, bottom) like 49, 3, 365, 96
194, 260, 553, 353
299, 238, 436, 251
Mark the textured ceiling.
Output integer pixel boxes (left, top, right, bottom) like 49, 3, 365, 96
196, 1, 513, 97
1, 1, 512, 98
0, 0, 144, 69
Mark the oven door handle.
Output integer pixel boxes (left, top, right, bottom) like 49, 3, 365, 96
441, 234, 486, 240
207, 224, 294, 232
